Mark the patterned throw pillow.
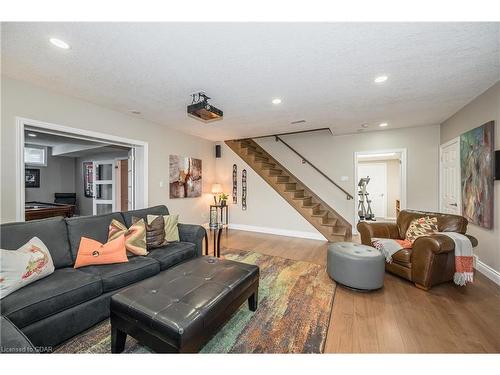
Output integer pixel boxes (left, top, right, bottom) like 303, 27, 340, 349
0, 237, 55, 299
133, 216, 166, 249
108, 219, 147, 256
147, 214, 180, 243
405, 216, 438, 244
74, 235, 128, 269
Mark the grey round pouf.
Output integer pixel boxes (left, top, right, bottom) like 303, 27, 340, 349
327, 242, 385, 291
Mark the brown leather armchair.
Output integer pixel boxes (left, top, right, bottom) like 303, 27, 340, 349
357, 210, 478, 290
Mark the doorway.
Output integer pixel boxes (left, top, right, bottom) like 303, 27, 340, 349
358, 162, 388, 218
439, 138, 461, 215
354, 149, 407, 228
16, 117, 148, 221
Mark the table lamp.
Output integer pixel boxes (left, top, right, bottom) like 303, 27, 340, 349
211, 183, 222, 204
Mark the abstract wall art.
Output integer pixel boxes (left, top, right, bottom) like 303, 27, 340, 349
169, 155, 202, 198
460, 121, 495, 229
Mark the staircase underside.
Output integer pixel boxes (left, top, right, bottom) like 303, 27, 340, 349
225, 139, 352, 242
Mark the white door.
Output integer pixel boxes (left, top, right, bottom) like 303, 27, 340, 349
93, 160, 115, 215
358, 163, 387, 219
440, 139, 461, 214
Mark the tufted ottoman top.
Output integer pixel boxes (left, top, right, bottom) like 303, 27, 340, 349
328, 242, 382, 261
110, 256, 259, 348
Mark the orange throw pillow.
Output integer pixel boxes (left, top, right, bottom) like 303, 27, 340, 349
74, 235, 128, 269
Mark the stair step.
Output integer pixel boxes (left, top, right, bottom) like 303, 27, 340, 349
275, 176, 290, 183
254, 155, 269, 162
260, 162, 276, 170
240, 143, 256, 150
311, 210, 328, 218
247, 149, 265, 158
268, 169, 283, 176
302, 203, 320, 210
291, 189, 305, 197
321, 218, 339, 227
292, 195, 311, 201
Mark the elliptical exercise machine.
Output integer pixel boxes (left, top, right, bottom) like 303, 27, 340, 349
357, 176, 376, 221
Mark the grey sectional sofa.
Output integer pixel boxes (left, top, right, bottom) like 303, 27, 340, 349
0, 205, 205, 351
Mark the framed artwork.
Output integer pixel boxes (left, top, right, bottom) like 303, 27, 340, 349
25, 168, 40, 188
460, 121, 495, 229
83, 162, 94, 198
242, 169, 247, 210
169, 155, 202, 198
232, 164, 237, 204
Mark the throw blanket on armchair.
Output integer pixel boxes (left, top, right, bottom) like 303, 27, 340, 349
372, 232, 474, 286
436, 232, 474, 286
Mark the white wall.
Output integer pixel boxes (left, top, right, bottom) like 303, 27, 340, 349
441, 81, 500, 274
24, 146, 76, 203
216, 124, 440, 237
1, 77, 216, 224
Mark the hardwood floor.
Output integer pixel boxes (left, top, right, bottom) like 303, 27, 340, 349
212, 229, 500, 353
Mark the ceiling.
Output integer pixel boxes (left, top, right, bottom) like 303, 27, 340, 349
25, 130, 130, 157
3, 22, 499, 141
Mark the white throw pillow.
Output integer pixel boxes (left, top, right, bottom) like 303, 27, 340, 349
0, 237, 55, 299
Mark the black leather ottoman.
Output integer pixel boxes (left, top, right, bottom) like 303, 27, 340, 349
110, 256, 259, 353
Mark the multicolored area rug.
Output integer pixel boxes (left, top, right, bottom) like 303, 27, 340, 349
55, 249, 335, 354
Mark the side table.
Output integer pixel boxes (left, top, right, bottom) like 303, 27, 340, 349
203, 226, 223, 258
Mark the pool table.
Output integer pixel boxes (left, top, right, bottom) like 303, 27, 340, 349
25, 201, 75, 221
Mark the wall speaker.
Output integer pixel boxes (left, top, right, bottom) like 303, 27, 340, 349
215, 144, 221, 158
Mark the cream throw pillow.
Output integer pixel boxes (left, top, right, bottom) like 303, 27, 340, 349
0, 237, 55, 299
147, 214, 180, 243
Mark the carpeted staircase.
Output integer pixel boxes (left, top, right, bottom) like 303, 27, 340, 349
225, 138, 352, 242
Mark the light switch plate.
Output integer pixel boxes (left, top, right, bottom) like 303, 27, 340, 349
340, 176, 349, 182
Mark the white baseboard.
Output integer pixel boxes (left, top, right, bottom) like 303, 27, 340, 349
228, 223, 326, 241
474, 255, 500, 286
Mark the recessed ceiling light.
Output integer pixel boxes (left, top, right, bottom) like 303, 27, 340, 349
272, 98, 282, 105
361, 123, 369, 128
27, 133, 37, 138
379, 122, 388, 127
130, 110, 141, 115
374, 75, 388, 83
49, 38, 70, 49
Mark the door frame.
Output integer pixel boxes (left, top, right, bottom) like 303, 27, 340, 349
15, 117, 149, 221
439, 137, 461, 214
353, 148, 407, 233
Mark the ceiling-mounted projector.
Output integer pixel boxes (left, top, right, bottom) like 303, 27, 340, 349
187, 92, 223, 123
